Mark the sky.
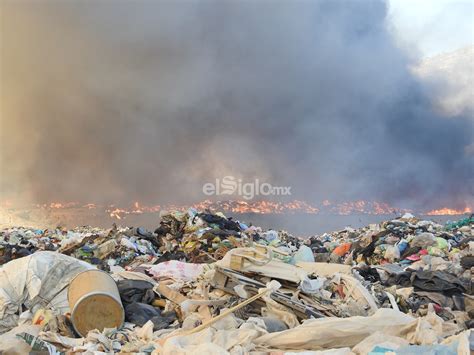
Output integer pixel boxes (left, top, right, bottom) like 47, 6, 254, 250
0, 0, 473, 211
388, 0, 474, 57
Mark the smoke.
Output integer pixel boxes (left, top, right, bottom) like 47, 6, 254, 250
1, 0, 473, 210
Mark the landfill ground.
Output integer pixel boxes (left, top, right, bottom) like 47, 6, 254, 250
0, 203, 463, 235
0, 210, 472, 354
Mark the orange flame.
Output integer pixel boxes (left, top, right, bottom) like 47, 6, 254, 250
48, 202, 79, 209
101, 199, 402, 219
3, 199, 472, 221
82, 203, 97, 209
426, 207, 472, 216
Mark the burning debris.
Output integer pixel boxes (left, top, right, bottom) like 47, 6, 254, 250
2, 199, 472, 232
426, 207, 474, 216
105, 200, 406, 219
0, 210, 472, 353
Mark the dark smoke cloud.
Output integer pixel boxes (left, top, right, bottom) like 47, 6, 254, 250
1, 0, 473, 209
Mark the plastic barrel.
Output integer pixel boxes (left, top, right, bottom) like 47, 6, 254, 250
68, 269, 124, 337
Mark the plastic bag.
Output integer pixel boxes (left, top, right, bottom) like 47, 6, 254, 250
125, 302, 176, 330
397, 239, 409, 254
411, 233, 437, 248
384, 245, 400, 262
117, 279, 155, 305
332, 243, 351, 257
436, 237, 448, 250
293, 245, 315, 263
0, 251, 93, 334
255, 309, 414, 349
148, 260, 204, 281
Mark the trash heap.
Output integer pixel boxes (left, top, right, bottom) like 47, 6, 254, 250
0, 210, 472, 354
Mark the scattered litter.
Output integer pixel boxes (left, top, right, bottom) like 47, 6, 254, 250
0, 211, 472, 353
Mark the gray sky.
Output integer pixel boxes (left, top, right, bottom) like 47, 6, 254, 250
1, 0, 473, 211
388, 0, 474, 57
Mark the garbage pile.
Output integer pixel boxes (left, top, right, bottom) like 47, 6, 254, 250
0, 210, 472, 354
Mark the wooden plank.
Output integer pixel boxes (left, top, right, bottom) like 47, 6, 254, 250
154, 283, 188, 304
